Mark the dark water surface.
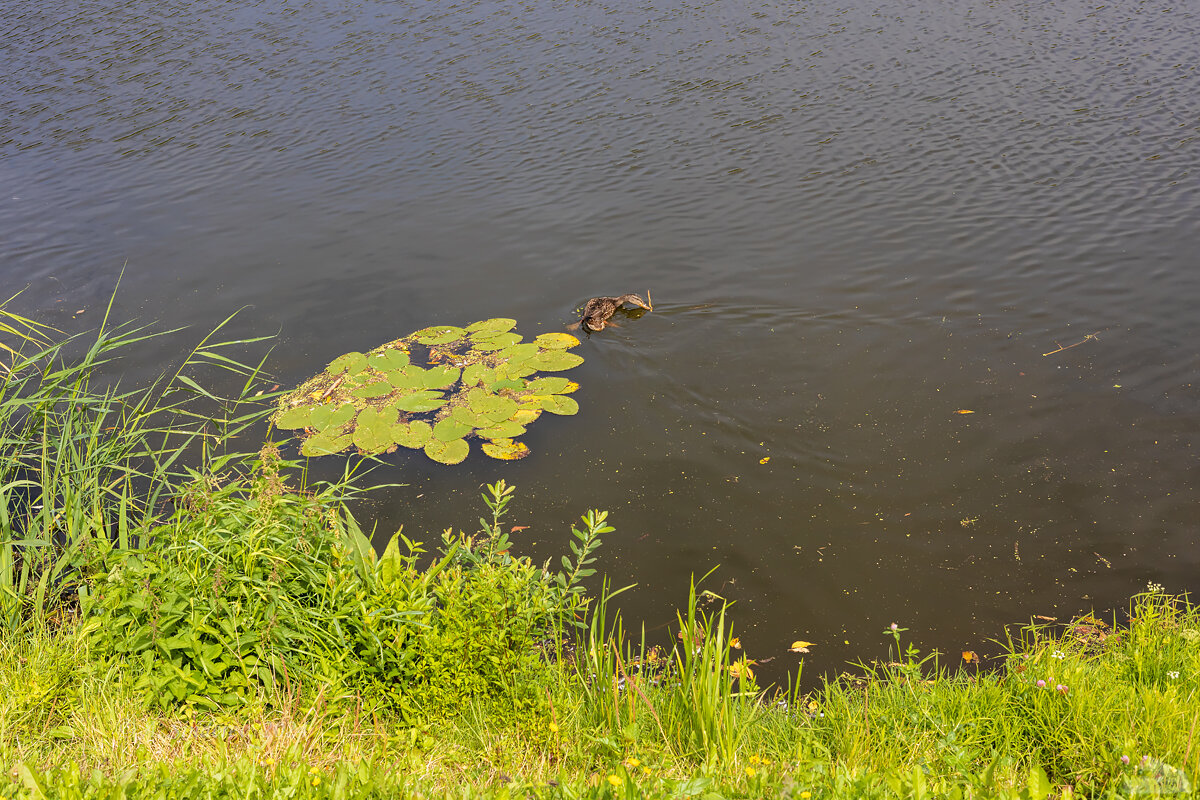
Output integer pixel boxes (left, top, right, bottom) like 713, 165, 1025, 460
4, 0, 1198, 682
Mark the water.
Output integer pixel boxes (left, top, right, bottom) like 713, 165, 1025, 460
3, 0, 1198, 683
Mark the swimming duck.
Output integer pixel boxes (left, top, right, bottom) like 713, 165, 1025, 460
573, 292, 653, 332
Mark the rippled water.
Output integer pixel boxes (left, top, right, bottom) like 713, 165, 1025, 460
3, 0, 1198, 682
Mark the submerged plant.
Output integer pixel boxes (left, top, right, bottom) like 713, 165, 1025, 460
273, 320, 584, 464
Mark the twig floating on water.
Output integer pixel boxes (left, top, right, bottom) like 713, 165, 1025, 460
1043, 332, 1100, 357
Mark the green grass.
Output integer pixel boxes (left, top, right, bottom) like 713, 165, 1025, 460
2, 304, 1198, 799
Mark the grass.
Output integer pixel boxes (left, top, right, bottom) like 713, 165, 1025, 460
2, 304, 1198, 799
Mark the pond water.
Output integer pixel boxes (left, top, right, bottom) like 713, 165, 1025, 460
3, 0, 1198, 683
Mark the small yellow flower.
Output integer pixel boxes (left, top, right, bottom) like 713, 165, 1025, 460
801, 793, 812, 799
745, 766, 757, 778
549, 721, 559, 733
642, 766, 650, 775
749, 755, 761, 765
310, 776, 320, 787
608, 774, 622, 787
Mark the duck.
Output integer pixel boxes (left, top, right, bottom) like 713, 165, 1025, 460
573, 292, 653, 332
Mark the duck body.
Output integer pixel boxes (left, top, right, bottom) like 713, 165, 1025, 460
578, 292, 652, 332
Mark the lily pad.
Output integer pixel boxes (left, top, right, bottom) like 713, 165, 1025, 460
470, 393, 518, 423
411, 325, 465, 345
535, 332, 581, 350
524, 376, 571, 395
510, 407, 542, 425
422, 365, 461, 390
302, 432, 352, 457
449, 405, 484, 427
310, 403, 356, 432
353, 408, 397, 454
466, 318, 518, 334
539, 394, 579, 416
393, 391, 447, 413
481, 438, 530, 461
368, 349, 409, 372
477, 420, 526, 440
391, 420, 432, 449
424, 437, 469, 465
462, 364, 498, 387
433, 417, 474, 442
528, 350, 584, 372
472, 332, 522, 351
351, 381, 393, 399
275, 405, 314, 430
328, 352, 367, 375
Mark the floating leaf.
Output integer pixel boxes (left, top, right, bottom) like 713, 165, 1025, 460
466, 318, 517, 334
422, 365, 461, 390
275, 406, 314, 430
351, 382, 393, 399
527, 394, 579, 416
955, 409, 975, 415
488, 378, 525, 392
385, 369, 426, 392
524, 376, 570, 395
788, 641, 814, 653
510, 407, 542, 425
449, 405, 484, 427
962, 650, 979, 663
481, 438, 530, 461
424, 437, 469, 465
476, 421, 526, 440
433, 417, 473, 442
470, 393, 518, 423
302, 432, 352, 457
472, 332, 522, 351
309, 403, 355, 432
462, 364, 498, 386
535, 332, 581, 350
730, 637, 742, 650
759, 456, 770, 464
391, 420, 432, 449
411, 325, 465, 345
528, 350, 584, 372
328, 352, 367, 375
496, 343, 539, 364
368, 349, 409, 372
392, 390, 447, 413
353, 408, 397, 454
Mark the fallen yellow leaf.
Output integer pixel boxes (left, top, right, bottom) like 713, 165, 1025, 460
730, 637, 742, 650
789, 640, 814, 653
759, 456, 770, 464
954, 409, 974, 415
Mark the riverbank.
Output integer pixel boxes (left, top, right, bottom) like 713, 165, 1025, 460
2, 310, 1196, 799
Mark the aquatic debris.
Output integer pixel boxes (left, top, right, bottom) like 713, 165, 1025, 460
273, 319, 583, 463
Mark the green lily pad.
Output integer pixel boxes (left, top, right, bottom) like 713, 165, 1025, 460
524, 376, 571, 395
391, 420, 432, 449
422, 365, 461, 390
301, 432, 352, 457
476, 420, 526, 440
449, 405, 484, 428
353, 408, 397, 453
462, 364, 498, 387
496, 343, 539, 364
528, 350, 584, 372
539, 394, 579, 416
368, 349, 409, 372
385, 369, 426, 392
424, 437, 469, 465
310, 403, 355, 432
393, 391, 447, 413
470, 393, 518, 423
328, 352, 367, 375
496, 361, 537, 380
275, 405, 314, 430
411, 325, 465, 345
472, 332, 523, 351
433, 417, 474, 442
535, 332, 581, 350
481, 438, 530, 461
488, 378, 526, 392
466, 318, 518, 334
351, 381, 393, 399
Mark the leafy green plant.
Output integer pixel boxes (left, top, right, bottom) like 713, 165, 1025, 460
1, 292, 273, 632
272, 320, 584, 463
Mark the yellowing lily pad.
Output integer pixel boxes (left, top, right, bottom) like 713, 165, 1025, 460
535, 332, 580, 350
481, 438, 530, 460
424, 437, 469, 464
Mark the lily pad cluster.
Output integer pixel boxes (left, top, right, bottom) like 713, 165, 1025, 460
273, 319, 584, 464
